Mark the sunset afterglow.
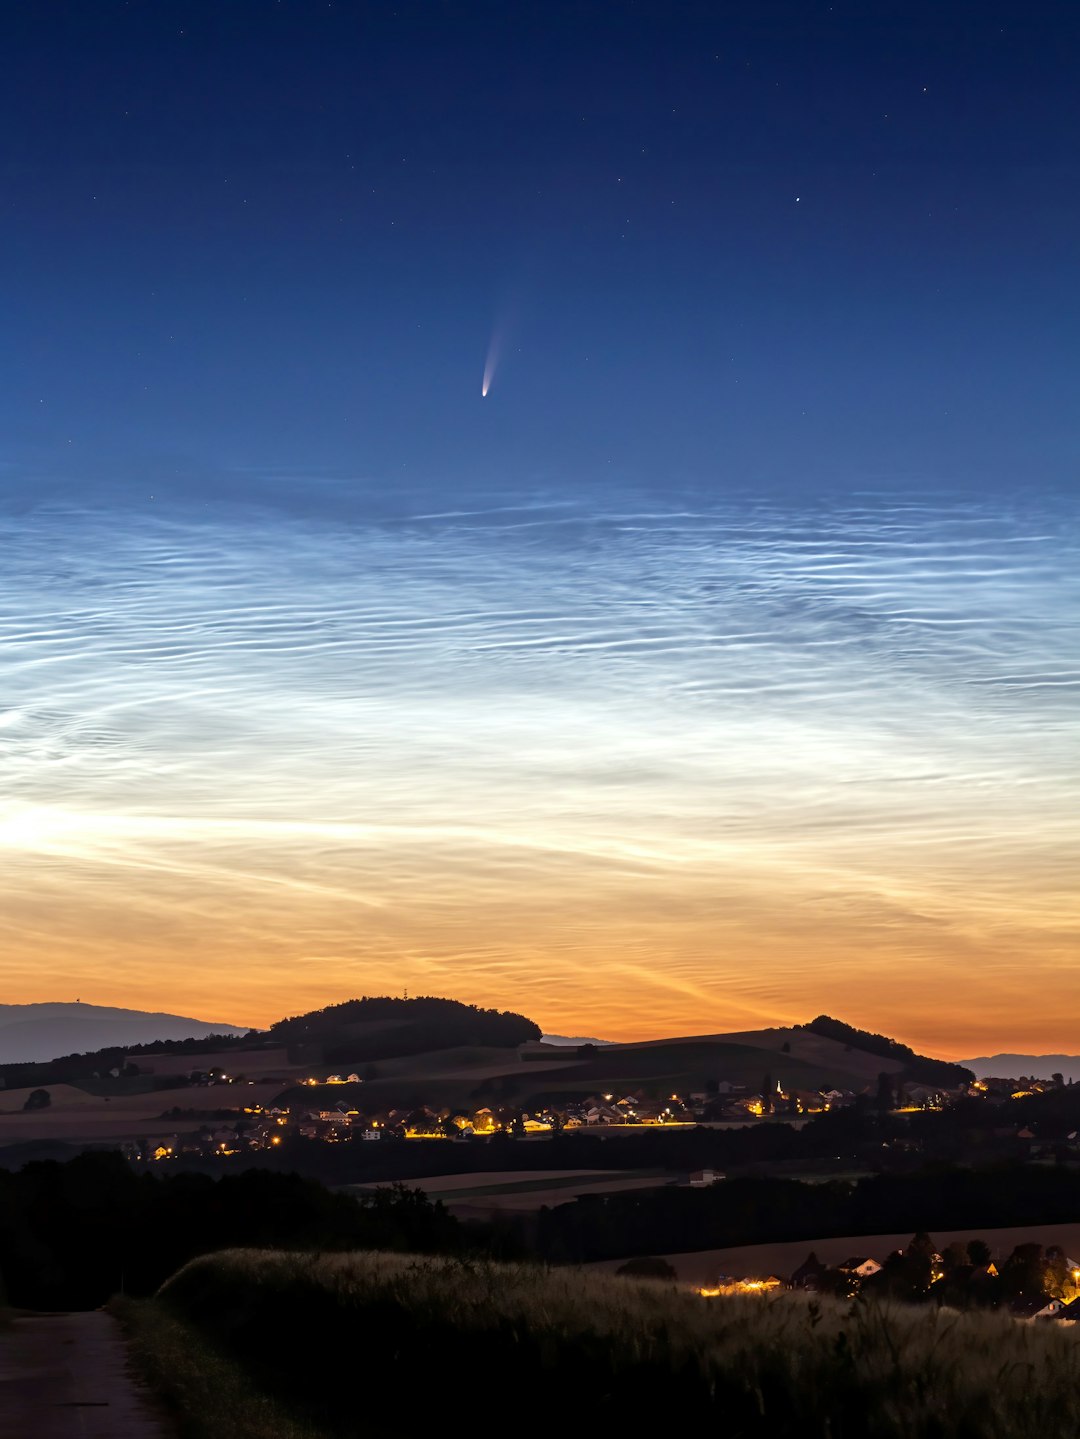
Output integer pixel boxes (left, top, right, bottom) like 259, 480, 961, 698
2, 3, 1077, 1060
3, 487, 1075, 1055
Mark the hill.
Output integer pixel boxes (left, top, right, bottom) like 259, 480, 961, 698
138, 1247, 1080, 1439
266, 995, 541, 1064
272, 1019, 967, 1117
802, 1016, 972, 1087
0, 996, 974, 1146
0, 1003, 246, 1065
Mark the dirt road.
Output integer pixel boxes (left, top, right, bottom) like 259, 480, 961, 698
0, 1310, 170, 1438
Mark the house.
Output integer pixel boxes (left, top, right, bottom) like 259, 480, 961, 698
362, 1128, 381, 1141
980, 1077, 1020, 1098
788, 1088, 826, 1114
583, 1102, 621, 1125
839, 1257, 883, 1279
900, 1082, 945, 1109
1010, 1296, 1064, 1322
820, 1089, 854, 1109
688, 1169, 723, 1187
739, 1095, 768, 1117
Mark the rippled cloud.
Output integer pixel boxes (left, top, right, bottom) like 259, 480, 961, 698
1, 479, 1077, 1052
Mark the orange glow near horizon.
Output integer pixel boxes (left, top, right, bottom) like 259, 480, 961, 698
2, 496, 1076, 1060
1, 798, 1075, 1057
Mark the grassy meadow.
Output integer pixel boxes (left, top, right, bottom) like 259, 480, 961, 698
139, 1247, 1080, 1439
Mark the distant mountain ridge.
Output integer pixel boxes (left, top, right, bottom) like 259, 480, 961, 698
965, 1054, 1080, 1084
0, 1002, 247, 1064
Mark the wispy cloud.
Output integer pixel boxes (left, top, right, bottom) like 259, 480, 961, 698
1, 484, 1076, 1050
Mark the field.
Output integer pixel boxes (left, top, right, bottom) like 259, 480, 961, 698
272, 1024, 912, 1111
131, 1047, 300, 1081
343, 1167, 675, 1213
0, 1080, 286, 1146
590, 1221, 1080, 1286
277, 1043, 581, 1110
129, 1247, 1080, 1439
593, 1027, 910, 1089
720, 1028, 910, 1083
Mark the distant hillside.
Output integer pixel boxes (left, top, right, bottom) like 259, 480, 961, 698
803, 1017, 973, 1087
966, 1054, 1080, 1084
0, 1003, 246, 1065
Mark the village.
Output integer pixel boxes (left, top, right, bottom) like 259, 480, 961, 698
129, 1065, 1065, 1165
699, 1236, 1080, 1325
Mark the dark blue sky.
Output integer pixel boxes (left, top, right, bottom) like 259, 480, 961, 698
4, 0, 1078, 502
3, 3, 1079, 1047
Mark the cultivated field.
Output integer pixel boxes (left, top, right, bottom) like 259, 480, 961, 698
132, 1047, 299, 1081
274, 1025, 914, 1111
0, 1083, 103, 1111
616, 1026, 909, 1087
590, 1222, 1080, 1286
722, 1027, 909, 1083
345, 1167, 675, 1213
0, 1080, 287, 1145
144, 1247, 1080, 1438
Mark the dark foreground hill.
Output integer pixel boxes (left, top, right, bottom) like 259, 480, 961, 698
129, 1247, 1080, 1439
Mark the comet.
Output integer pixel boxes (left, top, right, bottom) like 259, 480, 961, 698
482, 329, 500, 397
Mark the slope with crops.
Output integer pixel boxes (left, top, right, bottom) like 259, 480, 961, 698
142, 1248, 1080, 1439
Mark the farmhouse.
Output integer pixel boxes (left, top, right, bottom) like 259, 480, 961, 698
688, 1168, 723, 1188
839, 1256, 883, 1279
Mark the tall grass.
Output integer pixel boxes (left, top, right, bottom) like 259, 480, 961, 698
113, 1295, 328, 1439
158, 1249, 1080, 1438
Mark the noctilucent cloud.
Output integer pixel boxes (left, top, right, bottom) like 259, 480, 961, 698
1, 2, 1077, 1054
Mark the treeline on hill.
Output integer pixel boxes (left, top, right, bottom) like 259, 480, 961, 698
0, 1151, 481, 1310
142, 1249, 1080, 1439
804, 1015, 973, 1087
267, 995, 541, 1064
534, 1164, 1080, 1263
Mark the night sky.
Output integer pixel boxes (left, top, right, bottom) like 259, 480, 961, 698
2, 2, 1077, 1054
